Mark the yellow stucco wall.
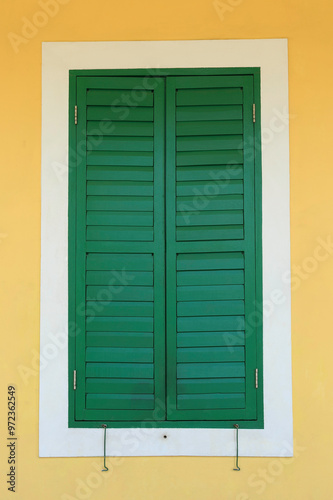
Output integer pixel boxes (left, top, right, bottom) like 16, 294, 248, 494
1, 0, 333, 498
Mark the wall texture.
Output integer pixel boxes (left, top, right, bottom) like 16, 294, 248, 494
1, 0, 333, 498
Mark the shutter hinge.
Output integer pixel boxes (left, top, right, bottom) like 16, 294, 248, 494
255, 368, 259, 389
73, 370, 77, 390
74, 105, 78, 125
252, 104, 256, 123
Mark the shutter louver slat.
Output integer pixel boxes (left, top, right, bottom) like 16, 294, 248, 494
176, 88, 243, 106
87, 121, 154, 136
86, 394, 155, 410
87, 166, 154, 181
177, 394, 245, 410
177, 120, 243, 136
177, 194, 243, 212
87, 151, 154, 166
177, 165, 243, 181
87, 106, 153, 121
86, 89, 154, 106
87, 211, 154, 226
86, 286, 154, 302
177, 331, 245, 348
87, 136, 154, 151
86, 379, 154, 394
176, 105, 243, 121
86, 332, 153, 348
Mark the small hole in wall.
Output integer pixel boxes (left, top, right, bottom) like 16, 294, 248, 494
163, 435, 167, 439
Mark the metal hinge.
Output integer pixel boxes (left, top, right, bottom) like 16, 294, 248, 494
73, 370, 77, 390
74, 105, 78, 125
255, 368, 258, 389
252, 104, 256, 123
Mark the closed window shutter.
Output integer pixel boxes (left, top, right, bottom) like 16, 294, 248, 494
166, 76, 259, 422
70, 71, 262, 427
73, 77, 166, 422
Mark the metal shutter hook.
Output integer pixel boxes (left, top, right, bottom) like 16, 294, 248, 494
233, 424, 240, 471
102, 424, 109, 471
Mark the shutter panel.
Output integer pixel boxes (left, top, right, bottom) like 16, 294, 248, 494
166, 76, 259, 422
70, 71, 262, 427
74, 77, 166, 422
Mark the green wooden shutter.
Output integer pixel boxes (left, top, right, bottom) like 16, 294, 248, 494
69, 70, 262, 428
73, 77, 166, 422
166, 76, 260, 422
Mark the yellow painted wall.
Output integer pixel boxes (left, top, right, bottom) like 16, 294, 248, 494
1, 0, 333, 498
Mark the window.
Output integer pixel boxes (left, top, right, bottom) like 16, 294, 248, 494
68, 69, 263, 429
40, 39, 292, 457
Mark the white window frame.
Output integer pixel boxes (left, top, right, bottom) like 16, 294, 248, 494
40, 39, 292, 457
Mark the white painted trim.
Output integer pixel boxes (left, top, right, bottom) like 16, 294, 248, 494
40, 40, 292, 457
